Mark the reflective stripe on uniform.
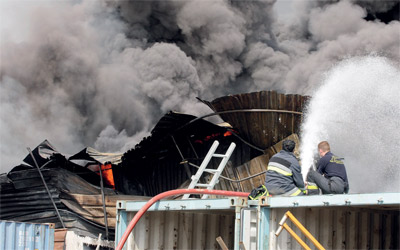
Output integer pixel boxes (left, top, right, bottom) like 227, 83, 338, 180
306, 181, 318, 190
290, 189, 302, 196
268, 161, 293, 174
268, 166, 292, 176
282, 186, 303, 197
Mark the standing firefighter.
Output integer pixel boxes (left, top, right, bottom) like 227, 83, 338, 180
307, 141, 349, 194
264, 140, 306, 196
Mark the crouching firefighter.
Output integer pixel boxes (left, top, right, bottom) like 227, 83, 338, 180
307, 141, 349, 194
264, 140, 306, 196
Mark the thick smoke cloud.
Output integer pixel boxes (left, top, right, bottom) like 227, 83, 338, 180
1, 0, 399, 173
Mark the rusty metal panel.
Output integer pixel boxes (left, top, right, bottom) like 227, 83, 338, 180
124, 211, 235, 250
202, 91, 309, 150
270, 207, 399, 250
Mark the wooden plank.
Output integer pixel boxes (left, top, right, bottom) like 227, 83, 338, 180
278, 94, 287, 142
207, 91, 308, 151
260, 91, 269, 149
247, 154, 268, 188
254, 92, 264, 148
54, 242, 65, 250
54, 228, 67, 250
271, 91, 279, 145
54, 228, 67, 241
225, 162, 242, 191
239, 93, 260, 147
235, 163, 254, 192
266, 91, 275, 147
216, 236, 229, 250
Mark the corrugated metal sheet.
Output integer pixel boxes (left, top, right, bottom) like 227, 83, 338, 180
200, 91, 309, 150
117, 111, 261, 196
270, 207, 399, 250
116, 194, 400, 250
69, 147, 123, 165
126, 211, 235, 250
117, 91, 309, 197
0, 168, 116, 238
0, 220, 54, 250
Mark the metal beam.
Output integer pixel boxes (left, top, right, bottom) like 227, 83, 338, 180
120, 198, 237, 212
265, 193, 400, 208
117, 193, 400, 213
27, 148, 66, 229
258, 207, 270, 250
98, 164, 109, 240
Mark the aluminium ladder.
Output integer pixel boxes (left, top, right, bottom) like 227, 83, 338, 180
183, 140, 236, 199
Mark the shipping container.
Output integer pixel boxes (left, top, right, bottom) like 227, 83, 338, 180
0, 220, 55, 250
115, 192, 400, 250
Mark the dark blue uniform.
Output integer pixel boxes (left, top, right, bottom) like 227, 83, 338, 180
308, 151, 349, 194
317, 152, 348, 183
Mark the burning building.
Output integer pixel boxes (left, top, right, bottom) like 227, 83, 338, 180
1, 90, 309, 247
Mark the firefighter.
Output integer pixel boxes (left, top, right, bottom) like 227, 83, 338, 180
307, 141, 349, 194
264, 140, 306, 196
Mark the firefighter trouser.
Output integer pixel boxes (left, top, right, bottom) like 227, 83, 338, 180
306, 181, 320, 195
307, 170, 347, 194
281, 187, 305, 197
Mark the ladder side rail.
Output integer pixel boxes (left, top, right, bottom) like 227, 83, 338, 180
202, 142, 236, 199
183, 140, 220, 199
188, 140, 220, 188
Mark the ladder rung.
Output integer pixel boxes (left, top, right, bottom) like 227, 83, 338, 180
195, 183, 212, 188
203, 169, 219, 174
212, 154, 226, 158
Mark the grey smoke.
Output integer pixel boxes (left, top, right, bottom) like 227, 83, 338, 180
0, 0, 399, 173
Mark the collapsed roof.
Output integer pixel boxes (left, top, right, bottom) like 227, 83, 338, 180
0, 90, 309, 240
116, 90, 309, 196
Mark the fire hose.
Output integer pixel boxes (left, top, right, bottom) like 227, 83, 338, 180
116, 189, 249, 250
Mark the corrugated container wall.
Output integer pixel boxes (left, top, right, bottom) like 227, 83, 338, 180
125, 210, 235, 250
270, 207, 399, 249
0, 220, 55, 250
116, 194, 400, 250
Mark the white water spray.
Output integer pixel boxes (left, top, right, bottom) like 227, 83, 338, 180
300, 56, 400, 193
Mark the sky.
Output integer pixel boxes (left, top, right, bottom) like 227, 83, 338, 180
0, 0, 399, 174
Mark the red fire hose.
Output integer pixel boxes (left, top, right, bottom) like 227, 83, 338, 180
116, 189, 249, 250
